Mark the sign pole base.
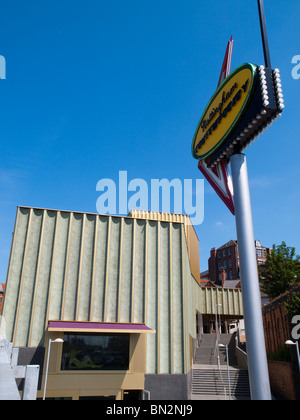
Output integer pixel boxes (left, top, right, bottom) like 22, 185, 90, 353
230, 153, 272, 401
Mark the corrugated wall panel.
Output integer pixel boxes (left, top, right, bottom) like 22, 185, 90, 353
145, 221, 158, 374
172, 223, 184, 374
48, 212, 70, 321
90, 216, 109, 322
105, 217, 121, 322
183, 229, 193, 372
76, 214, 96, 322
222, 289, 229, 315
133, 220, 146, 324
119, 218, 133, 323
14, 209, 43, 346
3, 207, 30, 342
159, 222, 171, 374
198, 287, 244, 316
29, 210, 57, 347
62, 213, 82, 321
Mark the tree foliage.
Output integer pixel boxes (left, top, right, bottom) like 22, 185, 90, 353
259, 242, 300, 300
285, 292, 300, 322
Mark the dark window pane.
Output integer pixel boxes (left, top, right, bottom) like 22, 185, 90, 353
61, 333, 130, 371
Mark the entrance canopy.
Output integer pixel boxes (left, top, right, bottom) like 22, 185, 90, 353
48, 321, 155, 334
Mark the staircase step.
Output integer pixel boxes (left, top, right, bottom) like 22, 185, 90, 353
191, 367, 251, 399
194, 334, 237, 367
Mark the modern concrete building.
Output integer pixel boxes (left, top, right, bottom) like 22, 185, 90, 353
2, 207, 244, 400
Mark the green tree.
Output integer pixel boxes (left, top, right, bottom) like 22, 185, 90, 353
259, 242, 300, 300
285, 292, 300, 322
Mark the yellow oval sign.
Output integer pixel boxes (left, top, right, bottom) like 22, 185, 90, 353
192, 63, 257, 161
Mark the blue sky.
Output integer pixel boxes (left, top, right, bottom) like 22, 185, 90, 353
0, 0, 300, 280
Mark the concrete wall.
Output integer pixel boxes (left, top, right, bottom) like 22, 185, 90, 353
145, 374, 188, 401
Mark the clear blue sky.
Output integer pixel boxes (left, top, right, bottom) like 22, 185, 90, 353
0, 0, 300, 280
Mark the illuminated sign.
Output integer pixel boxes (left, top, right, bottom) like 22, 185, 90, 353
192, 63, 284, 167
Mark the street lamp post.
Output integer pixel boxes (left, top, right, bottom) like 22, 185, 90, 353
215, 304, 222, 368
43, 338, 64, 400
285, 340, 300, 373
215, 304, 222, 339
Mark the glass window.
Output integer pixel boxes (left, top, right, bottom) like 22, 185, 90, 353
61, 333, 130, 371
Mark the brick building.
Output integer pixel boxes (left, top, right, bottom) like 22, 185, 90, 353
208, 239, 272, 285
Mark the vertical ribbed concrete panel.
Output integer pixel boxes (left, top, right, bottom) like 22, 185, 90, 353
14, 209, 43, 347
105, 217, 121, 323
91, 216, 109, 322
197, 287, 243, 316
76, 214, 95, 322
159, 222, 171, 374
48, 212, 70, 321
62, 213, 82, 321
183, 235, 193, 372
3, 207, 30, 343
171, 224, 184, 374
119, 219, 133, 323
145, 221, 158, 374
29, 210, 56, 347
133, 220, 146, 324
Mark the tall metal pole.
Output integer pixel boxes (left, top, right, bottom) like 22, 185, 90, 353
230, 153, 271, 400
257, 0, 272, 68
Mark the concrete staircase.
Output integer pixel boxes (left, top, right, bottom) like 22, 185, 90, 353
193, 334, 237, 366
191, 334, 251, 400
191, 366, 251, 400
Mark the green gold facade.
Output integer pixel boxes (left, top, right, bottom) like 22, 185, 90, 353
2, 207, 243, 400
